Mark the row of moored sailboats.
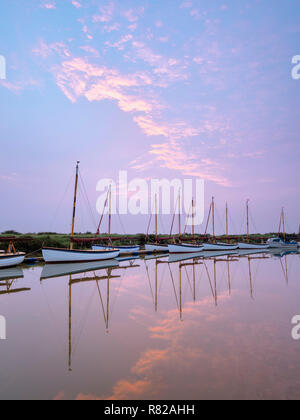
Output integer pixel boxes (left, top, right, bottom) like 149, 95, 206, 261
1, 163, 299, 268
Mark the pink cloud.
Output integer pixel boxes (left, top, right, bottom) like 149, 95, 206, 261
40, 1, 56, 9
71, 0, 81, 8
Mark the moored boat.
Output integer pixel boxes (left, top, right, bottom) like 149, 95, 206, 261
267, 238, 298, 249
168, 243, 204, 254
238, 242, 269, 250
42, 162, 120, 264
203, 242, 238, 251
145, 243, 169, 253
0, 253, 25, 269
0, 239, 25, 269
92, 245, 140, 255
42, 247, 120, 264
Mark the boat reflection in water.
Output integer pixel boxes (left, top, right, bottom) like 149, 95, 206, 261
41, 257, 140, 371
0, 267, 30, 295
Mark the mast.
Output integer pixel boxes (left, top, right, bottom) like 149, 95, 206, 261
155, 259, 158, 312
212, 197, 215, 240
226, 202, 229, 239
178, 191, 181, 239
155, 193, 158, 243
108, 185, 112, 237
70, 161, 80, 250
282, 208, 286, 241
246, 199, 250, 243
106, 276, 110, 332
192, 198, 195, 241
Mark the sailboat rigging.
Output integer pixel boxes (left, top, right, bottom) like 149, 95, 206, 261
42, 162, 120, 263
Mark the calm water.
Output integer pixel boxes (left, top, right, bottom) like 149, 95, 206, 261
0, 250, 300, 400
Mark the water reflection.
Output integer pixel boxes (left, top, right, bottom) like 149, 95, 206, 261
0, 250, 299, 400
0, 267, 30, 295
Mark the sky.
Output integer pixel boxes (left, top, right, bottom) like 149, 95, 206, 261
0, 0, 299, 235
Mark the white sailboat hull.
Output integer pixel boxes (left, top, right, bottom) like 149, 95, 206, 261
145, 244, 169, 252
168, 244, 204, 254
0, 253, 25, 269
42, 248, 120, 263
92, 245, 140, 254
238, 243, 269, 250
267, 238, 298, 249
203, 243, 238, 251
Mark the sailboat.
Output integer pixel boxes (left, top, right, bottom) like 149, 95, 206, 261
0, 238, 25, 269
168, 195, 204, 254
92, 186, 140, 255
202, 198, 238, 251
145, 194, 169, 253
267, 208, 298, 249
42, 162, 120, 263
238, 200, 269, 250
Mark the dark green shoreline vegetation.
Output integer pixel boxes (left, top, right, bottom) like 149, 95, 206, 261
0, 231, 298, 255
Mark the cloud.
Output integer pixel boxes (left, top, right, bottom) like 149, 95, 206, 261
93, 2, 114, 23
0, 79, 40, 94
123, 8, 145, 23
40, 1, 56, 9
76, 380, 153, 400
32, 39, 71, 58
105, 34, 133, 51
71, 0, 81, 8
53, 57, 155, 114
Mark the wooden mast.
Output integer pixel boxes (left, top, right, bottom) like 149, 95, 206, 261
246, 199, 250, 243
108, 185, 112, 238
70, 161, 80, 250
212, 197, 215, 241
155, 259, 158, 312
192, 198, 195, 241
155, 193, 158, 243
178, 191, 181, 240
282, 207, 286, 241
226, 202, 229, 239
